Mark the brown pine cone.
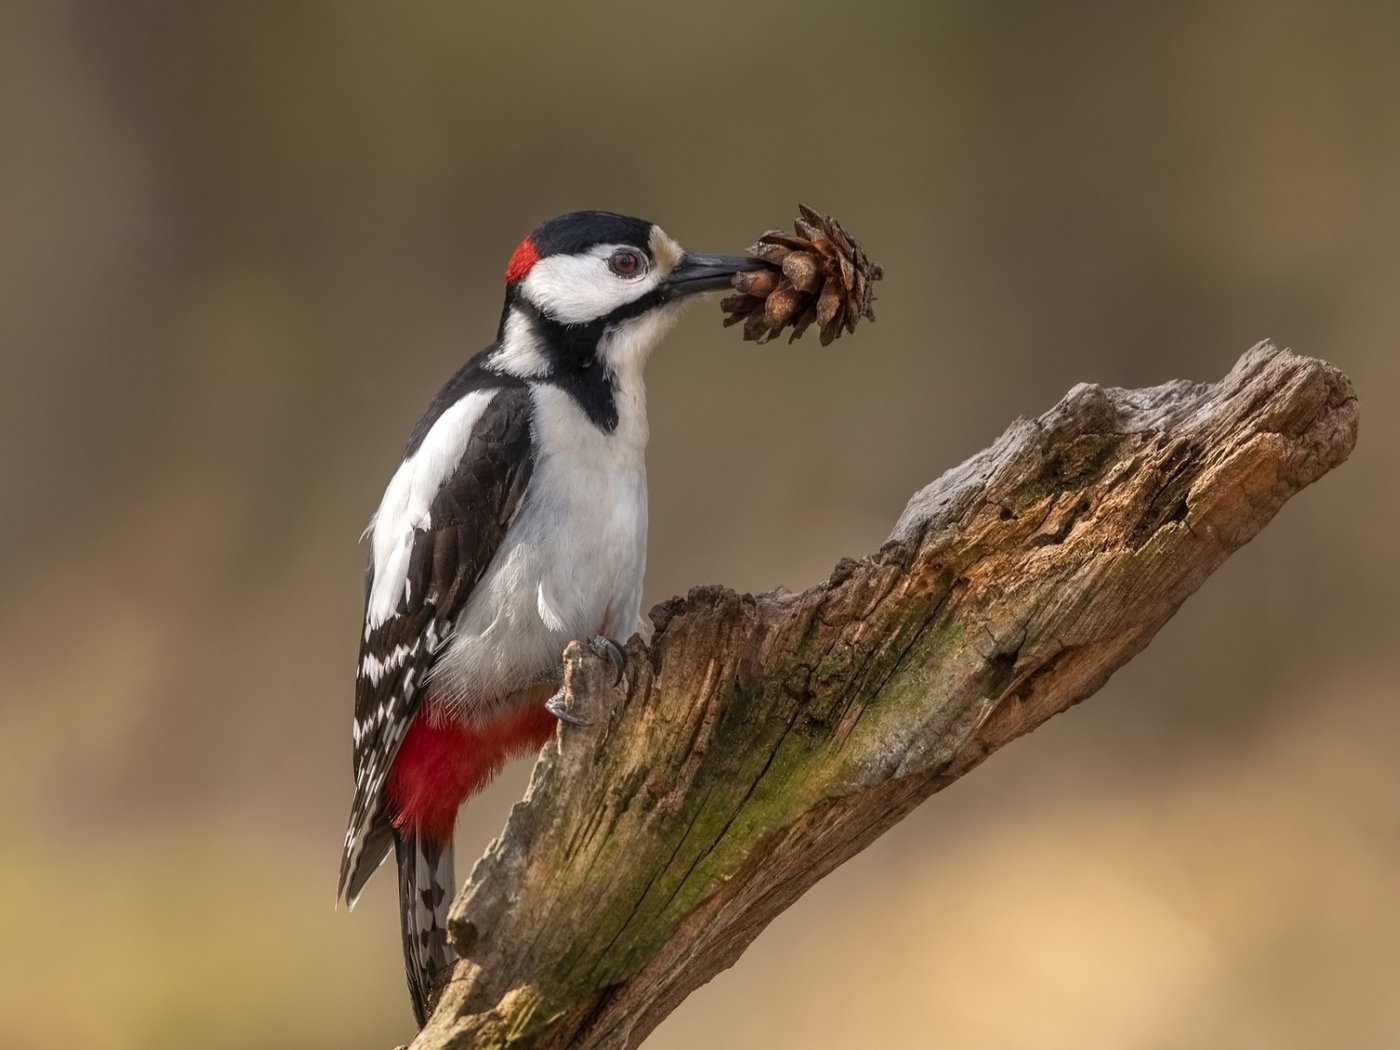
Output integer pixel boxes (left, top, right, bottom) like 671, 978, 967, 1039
720, 204, 884, 345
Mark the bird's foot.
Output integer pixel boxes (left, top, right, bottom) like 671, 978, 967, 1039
544, 636, 626, 727
587, 635, 626, 685
545, 686, 591, 727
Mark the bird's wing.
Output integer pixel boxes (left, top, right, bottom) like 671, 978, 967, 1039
337, 376, 533, 907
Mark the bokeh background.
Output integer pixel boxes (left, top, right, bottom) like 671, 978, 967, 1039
2, 2, 1396, 1047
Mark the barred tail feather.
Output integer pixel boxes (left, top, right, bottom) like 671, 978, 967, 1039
395, 829, 456, 1027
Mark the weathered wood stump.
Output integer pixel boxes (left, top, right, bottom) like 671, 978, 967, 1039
408, 341, 1358, 1050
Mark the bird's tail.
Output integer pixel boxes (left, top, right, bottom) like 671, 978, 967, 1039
395, 828, 455, 1027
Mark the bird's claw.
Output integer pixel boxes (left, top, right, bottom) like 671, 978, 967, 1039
546, 637, 624, 727
588, 636, 626, 685
545, 687, 592, 727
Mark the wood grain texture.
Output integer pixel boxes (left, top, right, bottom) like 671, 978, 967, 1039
407, 341, 1358, 1050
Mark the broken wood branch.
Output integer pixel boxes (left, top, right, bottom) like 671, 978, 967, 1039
408, 340, 1358, 1050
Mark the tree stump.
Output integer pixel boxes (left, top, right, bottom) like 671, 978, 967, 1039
407, 341, 1358, 1050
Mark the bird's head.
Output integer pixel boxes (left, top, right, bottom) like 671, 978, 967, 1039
493, 210, 766, 379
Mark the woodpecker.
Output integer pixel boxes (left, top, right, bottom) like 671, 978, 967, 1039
336, 211, 766, 1026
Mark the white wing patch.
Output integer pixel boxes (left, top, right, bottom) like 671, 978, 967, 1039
366, 390, 497, 631
359, 640, 419, 687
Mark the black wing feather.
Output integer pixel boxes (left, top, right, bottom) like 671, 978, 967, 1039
338, 377, 533, 905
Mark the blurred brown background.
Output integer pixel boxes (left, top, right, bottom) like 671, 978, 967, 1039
1, 2, 1396, 1047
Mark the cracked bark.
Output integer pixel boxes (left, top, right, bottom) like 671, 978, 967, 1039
405, 341, 1358, 1050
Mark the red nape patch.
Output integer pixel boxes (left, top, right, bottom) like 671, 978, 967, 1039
504, 236, 540, 284
387, 698, 557, 844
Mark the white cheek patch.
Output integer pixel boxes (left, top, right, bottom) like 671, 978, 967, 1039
365, 389, 497, 630
520, 244, 664, 325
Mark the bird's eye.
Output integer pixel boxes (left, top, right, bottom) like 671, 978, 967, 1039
609, 249, 643, 277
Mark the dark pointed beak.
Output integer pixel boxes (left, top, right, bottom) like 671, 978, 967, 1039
665, 252, 773, 297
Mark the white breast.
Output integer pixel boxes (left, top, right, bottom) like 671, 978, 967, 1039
430, 380, 649, 724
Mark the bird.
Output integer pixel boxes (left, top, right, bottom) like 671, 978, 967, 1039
335, 210, 767, 1027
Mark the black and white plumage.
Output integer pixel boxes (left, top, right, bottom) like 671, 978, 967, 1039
338, 363, 535, 909
395, 828, 455, 1020
336, 211, 766, 1027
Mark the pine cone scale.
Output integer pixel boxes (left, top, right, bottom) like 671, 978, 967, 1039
720, 205, 883, 344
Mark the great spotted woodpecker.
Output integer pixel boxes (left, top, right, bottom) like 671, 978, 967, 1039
336, 211, 766, 1026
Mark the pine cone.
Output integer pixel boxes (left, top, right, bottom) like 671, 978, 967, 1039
720, 205, 884, 346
